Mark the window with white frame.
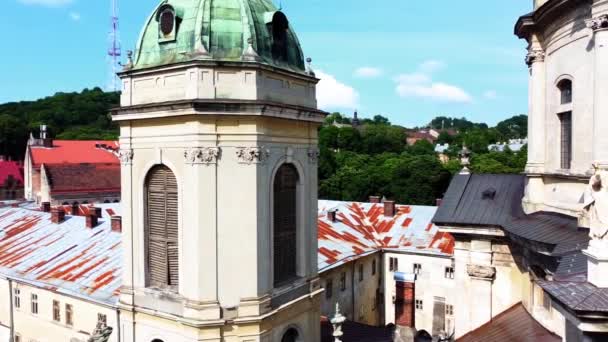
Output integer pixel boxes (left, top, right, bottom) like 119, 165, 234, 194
66, 304, 74, 326
98, 313, 107, 326
13, 288, 20, 309
415, 299, 423, 310
413, 263, 422, 275
325, 279, 333, 299
31, 294, 38, 314
446, 304, 454, 316
445, 266, 454, 279
389, 257, 399, 272
53, 300, 60, 322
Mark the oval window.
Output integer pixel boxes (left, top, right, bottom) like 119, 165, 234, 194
160, 9, 175, 36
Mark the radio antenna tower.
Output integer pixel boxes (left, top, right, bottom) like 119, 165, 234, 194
107, 0, 121, 91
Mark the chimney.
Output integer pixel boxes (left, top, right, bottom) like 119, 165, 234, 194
436, 198, 443, 207
383, 200, 396, 217
327, 210, 337, 223
71, 203, 80, 216
369, 196, 381, 204
111, 216, 122, 233
51, 208, 66, 224
86, 213, 99, 229
394, 272, 417, 338
41, 202, 51, 213
91, 207, 102, 219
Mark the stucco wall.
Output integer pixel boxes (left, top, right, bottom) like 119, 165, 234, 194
0, 278, 119, 342
319, 253, 382, 326
382, 251, 455, 335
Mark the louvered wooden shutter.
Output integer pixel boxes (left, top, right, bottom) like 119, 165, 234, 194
273, 164, 299, 286
145, 165, 179, 289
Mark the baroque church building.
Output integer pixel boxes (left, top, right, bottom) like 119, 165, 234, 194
112, 0, 324, 340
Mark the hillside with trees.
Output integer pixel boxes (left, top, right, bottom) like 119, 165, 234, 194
0, 89, 527, 205
0, 88, 119, 160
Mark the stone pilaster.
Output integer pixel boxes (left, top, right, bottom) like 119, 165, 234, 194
525, 42, 546, 174
589, 15, 608, 168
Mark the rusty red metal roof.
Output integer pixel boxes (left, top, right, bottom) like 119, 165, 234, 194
457, 303, 560, 342
0, 204, 121, 305
318, 200, 454, 273
0, 161, 24, 186
30, 140, 119, 166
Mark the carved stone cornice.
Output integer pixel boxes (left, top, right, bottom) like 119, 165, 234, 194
466, 264, 496, 280
118, 149, 134, 165
587, 14, 608, 32
184, 147, 220, 165
307, 148, 320, 164
236, 147, 269, 164
525, 49, 545, 66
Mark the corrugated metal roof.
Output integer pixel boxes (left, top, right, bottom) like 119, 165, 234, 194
0, 204, 121, 305
0, 200, 450, 306
318, 200, 454, 273
457, 303, 560, 342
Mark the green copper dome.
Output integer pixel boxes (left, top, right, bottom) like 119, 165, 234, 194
133, 0, 307, 74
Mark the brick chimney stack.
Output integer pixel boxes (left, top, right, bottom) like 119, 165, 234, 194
327, 210, 337, 222
51, 208, 65, 224
91, 207, 102, 219
71, 203, 80, 216
383, 200, 396, 217
369, 196, 381, 204
86, 213, 99, 229
394, 272, 417, 340
436, 198, 443, 207
111, 216, 122, 233
41, 202, 51, 213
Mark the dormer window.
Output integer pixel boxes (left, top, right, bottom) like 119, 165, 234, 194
270, 11, 289, 62
156, 5, 180, 42
558, 79, 572, 104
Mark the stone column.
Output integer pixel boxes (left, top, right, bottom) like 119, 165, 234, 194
525, 40, 546, 174
589, 15, 608, 168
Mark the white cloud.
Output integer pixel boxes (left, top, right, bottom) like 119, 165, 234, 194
394, 61, 473, 103
316, 70, 359, 110
354, 67, 383, 78
419, 60, 446, 74
18, 0, 73, 6
483, 90, 498, 100
69, 11, 80, 21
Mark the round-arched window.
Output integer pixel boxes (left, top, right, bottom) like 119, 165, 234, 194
271, 11, 289, 61
281, 328, 299, 342
159, 9, 175, 36
557, 79, 572, 104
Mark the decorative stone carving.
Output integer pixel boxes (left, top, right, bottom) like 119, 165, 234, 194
587, 14, 608, 32
582, 164, 608, 241
118, 149, 134, 165
458, 145, 471, 175
236, 147, 269, 164
466, 264, 496, 279
330, 303, 345, 342
184, 147, 220, 165
308, 148, 320, 164
525, 49, 545, 66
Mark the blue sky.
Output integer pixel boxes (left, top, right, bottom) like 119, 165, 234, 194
0, 0, 531, 127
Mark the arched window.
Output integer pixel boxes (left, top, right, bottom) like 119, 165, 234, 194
281, 328, 300, 342
558, 112, 572, 169
273, 164, 299, 286
145, 165, 179, 290
271, 12, 289, 62
558, 79, 572, 104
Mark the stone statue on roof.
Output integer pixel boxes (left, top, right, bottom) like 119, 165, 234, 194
582, 164, 608, 241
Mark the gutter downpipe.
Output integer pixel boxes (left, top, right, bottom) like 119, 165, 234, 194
352, 261, 356, 320
8, 278, 14, 342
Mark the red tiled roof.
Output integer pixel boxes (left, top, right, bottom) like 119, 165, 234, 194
457, 303, 560, 342
30, 140, 119, 166
0, 161, 24, 186
45, 164, 120, 194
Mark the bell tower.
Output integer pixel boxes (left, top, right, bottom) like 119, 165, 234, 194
113, 1, 324, 341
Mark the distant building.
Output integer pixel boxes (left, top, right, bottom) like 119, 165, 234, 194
488, 138, 528, 152
406, 130, 437, 146
24, 127, 120, 205
0, 158, 23, 201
